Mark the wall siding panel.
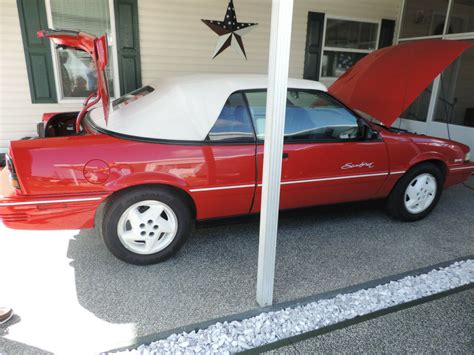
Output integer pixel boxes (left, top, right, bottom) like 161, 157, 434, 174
0, 0, 401, 151
0, 0, 80, 151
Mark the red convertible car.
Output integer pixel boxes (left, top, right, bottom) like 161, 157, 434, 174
0, 30, 473, 264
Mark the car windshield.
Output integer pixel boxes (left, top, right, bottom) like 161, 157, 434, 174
113, 86, 155, 110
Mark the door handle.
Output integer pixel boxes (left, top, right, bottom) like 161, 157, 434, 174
282, 152, 289, 159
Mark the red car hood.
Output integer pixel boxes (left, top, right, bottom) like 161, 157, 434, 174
37, 29, 110, 123
328, 39, 472, 127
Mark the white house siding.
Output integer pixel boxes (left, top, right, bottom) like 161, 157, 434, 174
0, 0, 81, 152
0, 0, 401, 152
138, 0, 401, 86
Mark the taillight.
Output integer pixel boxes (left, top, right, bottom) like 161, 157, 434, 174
5, 154, 21, 190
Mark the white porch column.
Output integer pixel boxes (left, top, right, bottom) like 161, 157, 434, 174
256, 0, 294, 307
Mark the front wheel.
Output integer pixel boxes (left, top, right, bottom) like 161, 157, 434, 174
102, 187, 192, 265
387, 163, 444, 221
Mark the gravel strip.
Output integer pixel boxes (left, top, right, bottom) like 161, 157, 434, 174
111, 260, 474, 354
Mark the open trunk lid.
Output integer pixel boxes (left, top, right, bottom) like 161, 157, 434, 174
37, 29, 110, 123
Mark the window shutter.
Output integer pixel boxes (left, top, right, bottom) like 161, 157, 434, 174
378, 19, 396, 49
114, 0, 142, 95
303, 12, 325, 81
17, 0, 57, 103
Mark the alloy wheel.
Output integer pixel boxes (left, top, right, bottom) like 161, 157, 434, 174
117, 200, 178, 255
404, 173, 437, 214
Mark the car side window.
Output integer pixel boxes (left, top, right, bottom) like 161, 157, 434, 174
207, 92, 255, 143
245, 90, 360, 142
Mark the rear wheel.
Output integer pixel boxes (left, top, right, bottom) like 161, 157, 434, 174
102, 187, 192, 265
387, 163, 444, 221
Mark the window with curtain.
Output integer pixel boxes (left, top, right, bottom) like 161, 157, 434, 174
321, 19, 379, 78
50, 0, 115, 99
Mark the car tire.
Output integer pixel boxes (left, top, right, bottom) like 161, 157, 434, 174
102, 187, 192, 265
387, 162, 444, 222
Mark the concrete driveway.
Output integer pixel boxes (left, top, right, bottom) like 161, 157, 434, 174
1, 177, 473, 354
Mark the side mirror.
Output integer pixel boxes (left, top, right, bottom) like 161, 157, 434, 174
364, 127, 379, 140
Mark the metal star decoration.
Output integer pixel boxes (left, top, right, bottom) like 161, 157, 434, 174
202, 0, 258, 59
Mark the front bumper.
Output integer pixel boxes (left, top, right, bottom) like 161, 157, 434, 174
0, 169, 106, 230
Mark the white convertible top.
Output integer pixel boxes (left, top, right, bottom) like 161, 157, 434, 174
89, 74, 327, 141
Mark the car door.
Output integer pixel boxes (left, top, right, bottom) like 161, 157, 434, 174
190, 92, 257, 219
246, 89, 389, 212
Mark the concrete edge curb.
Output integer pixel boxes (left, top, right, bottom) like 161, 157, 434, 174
242, 283, 473, 354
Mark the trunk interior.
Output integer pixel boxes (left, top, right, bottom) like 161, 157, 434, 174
40, 112, 80, 138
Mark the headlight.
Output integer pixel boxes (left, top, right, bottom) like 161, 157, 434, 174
465, 152, 471, 163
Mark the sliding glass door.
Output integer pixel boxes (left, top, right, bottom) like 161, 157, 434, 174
427, 42, 474, 148
396, 0, 474, 150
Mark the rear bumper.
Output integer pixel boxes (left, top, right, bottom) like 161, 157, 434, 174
445, 162, 474, 188
1, 168, 107, 230
0, 194, 106, 230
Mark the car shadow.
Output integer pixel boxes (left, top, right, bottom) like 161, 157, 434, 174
66, 200, 397, 329
66, 182, 473, 336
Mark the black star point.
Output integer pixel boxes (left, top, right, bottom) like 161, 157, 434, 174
202, 0, 258, 59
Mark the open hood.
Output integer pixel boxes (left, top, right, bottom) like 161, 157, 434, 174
328, 39, 472, 127
37, 29, 110, 123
